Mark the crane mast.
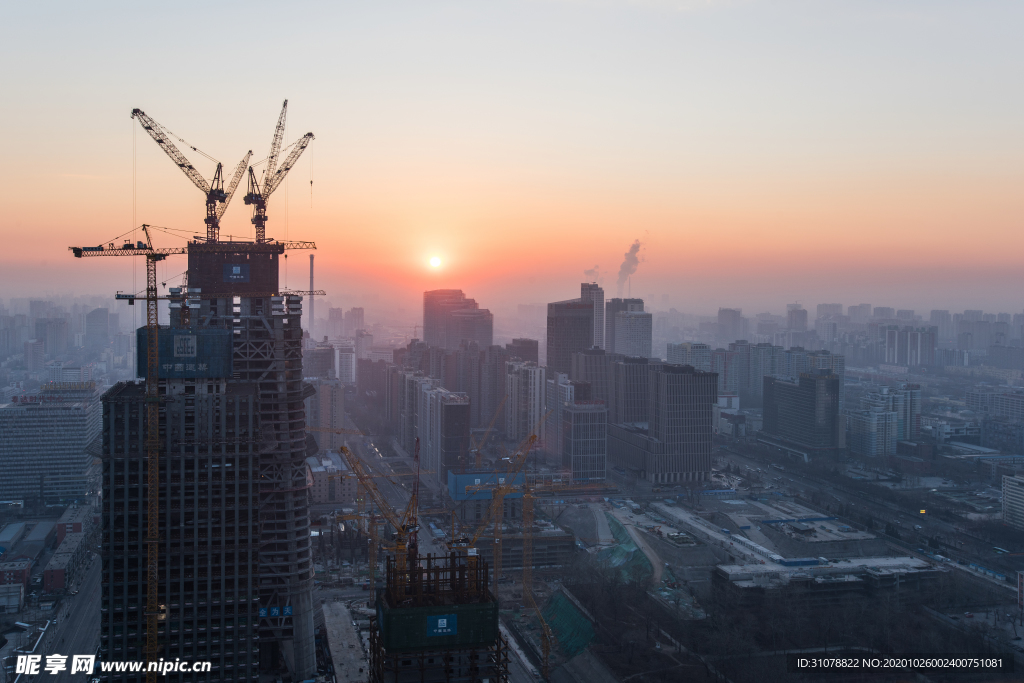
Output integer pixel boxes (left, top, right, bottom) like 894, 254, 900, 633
244, 100, 315, 243
131, 108, 250, 242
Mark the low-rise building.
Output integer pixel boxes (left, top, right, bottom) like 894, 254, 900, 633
0, 560, 31, 587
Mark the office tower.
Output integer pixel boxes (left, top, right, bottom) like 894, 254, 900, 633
23, 339, 45, 372
884, 327, 938, 367
544, 373, 575, 461
610, 357, 652, 424
608, 364, 716, 483
336, 343, 356, 384
328, 307, 345, 337
505, 361, 546, 445
0, 382, 100, 504
546, 299, 594, 376
711, 348, 739, 396
303, 341, 335, 379
448, 308, 494, 351
448, 341, 483, 427
816, 303, 842, 319
666, 342, 711, 371
605, 298, 643, 355
786, 305, 807, 332
848, 303, 872, 324
580, 283, 605, 349
717, 308, 743, 343
102, 242, 317, 678
896, 309, 915, 321
480, 345, 511, 437
614, 310, 653, 358
343, 307, 364, 337
36, 317, 69, 356
85, 307, 109, 350
570, 348, 622, 408
1002, 475, 1024, 531
561, 401, 607, 481
305, 378, 346, 452
762, 370, 844, 453
416, 386, 470, 486
873, 306, 896, 320
847, 403, 899, 457
355, 329, 373, 360
505, 338, 539, 364
423, 290, 494, 352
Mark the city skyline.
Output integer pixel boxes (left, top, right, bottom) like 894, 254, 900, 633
2, 2, 1023, 311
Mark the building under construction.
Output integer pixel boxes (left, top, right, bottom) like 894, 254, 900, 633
99, 240, 318, 681
370, 551, 509, 683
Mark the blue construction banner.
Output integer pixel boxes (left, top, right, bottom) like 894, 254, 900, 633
137, 327, 233, 379
223, 263, 250, 282
427, 614, 457, 637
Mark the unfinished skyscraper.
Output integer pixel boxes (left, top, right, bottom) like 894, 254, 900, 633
100, 241, 317, 680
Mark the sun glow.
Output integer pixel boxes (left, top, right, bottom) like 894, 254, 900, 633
429, 256, 441, 268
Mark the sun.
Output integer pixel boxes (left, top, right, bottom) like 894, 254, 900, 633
429, 256, 441, 268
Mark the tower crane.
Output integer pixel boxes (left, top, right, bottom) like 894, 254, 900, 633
131, 109, 251, 243
244, 100, 315, 243
68, 223, 170, 681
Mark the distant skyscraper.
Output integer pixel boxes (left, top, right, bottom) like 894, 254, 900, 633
607, 364, 717, 484
570, 348, 622, 408
717, 308, 744, 343
786, 306, 807, 332
848, 303, 872, 324
666, 342, 711, 371
85, 307, 109, 350
762, 370, 844, 453
580, 283, 605, 350
613, 310, 652, 358
422, 289, 493, 352
546, 299, 594, 376
506, 361, 546, 445
873, 306, 896, 320
0, 382, 100, 503
605, 298, 643, 355
561, 401, 607, 482
343, 307, 364, 337
506, 338, 539, 364
816, 303, 842, 319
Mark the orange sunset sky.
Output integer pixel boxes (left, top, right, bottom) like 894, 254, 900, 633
2, 1, 1023, 316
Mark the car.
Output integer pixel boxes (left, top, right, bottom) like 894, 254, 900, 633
964, 612, 973, 618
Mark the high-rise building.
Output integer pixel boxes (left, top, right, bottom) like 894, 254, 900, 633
605, 298, 643, 355
610, 357, 653, 425
847, 405, 898, 457
717, 308, 743, 342
848, 303, 872, 324
1003, 475, 1024, 531
102, 240, 318, 678
711, 348, 739, 395
505, 338, 539, 364
580, 283, 605, 350
570, 348, 622, 408
614, 310, 653, 358
305, 378, 346, 451
546, 300, 594, 376
0, 382, 100, 504
816, 303, 842, 319
607, 364, 716, 483
423, 290, 494, 352
505, 361, 546, 445
884, 327, 938, 367
343, 307, 364, 337
355, 329, 373, 360
786, 305, 807, 332
480, 345, 511, 436
873, 306, 896, 320
23, 339, 45, 372
85, 307, 109, 350
762, 370, 844, 453
417, 386, 470, 486
666, 342, 711, 371
561, 401, 607, 481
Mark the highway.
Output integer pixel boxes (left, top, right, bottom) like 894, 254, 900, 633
50, 553, 102, 682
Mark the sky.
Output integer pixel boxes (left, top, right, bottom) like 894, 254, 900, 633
2, 0, 1023, 317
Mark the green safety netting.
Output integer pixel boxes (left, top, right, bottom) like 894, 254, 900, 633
541, 592, 595, 659
593, 514, 653, 582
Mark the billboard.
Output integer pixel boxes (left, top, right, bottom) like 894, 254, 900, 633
137, 327, 232, 379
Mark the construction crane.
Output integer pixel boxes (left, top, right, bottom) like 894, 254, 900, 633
69, 223, 167, 680
465, 396, 507, 472
245, 100, 315, 243
131, 108, 251, 243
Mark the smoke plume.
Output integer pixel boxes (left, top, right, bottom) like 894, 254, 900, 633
616, 239, 643, 296
583, 265, 602, 282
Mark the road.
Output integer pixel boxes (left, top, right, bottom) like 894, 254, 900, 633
51, 553, 102, 682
